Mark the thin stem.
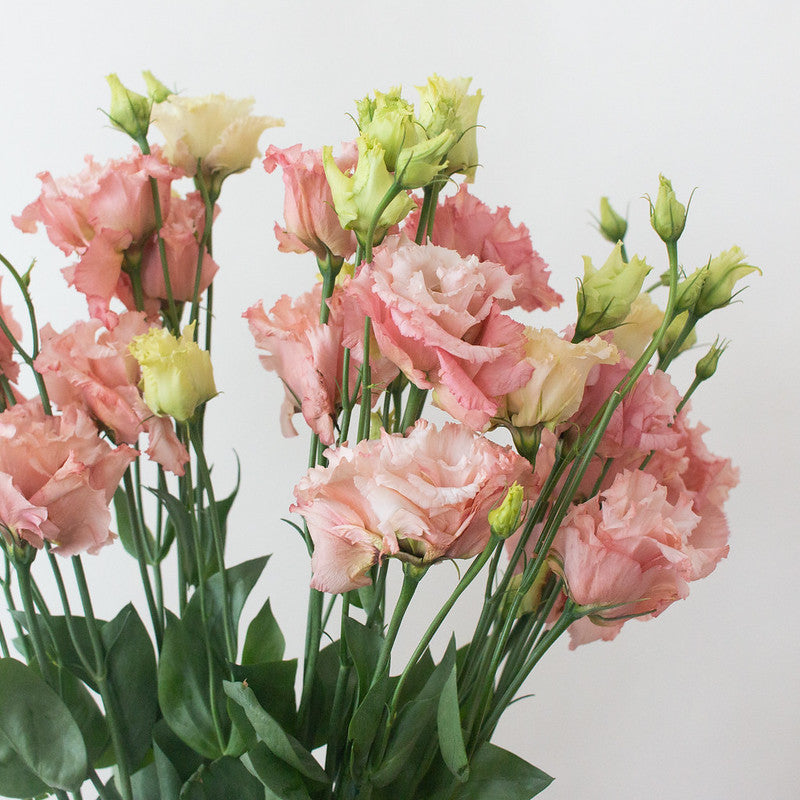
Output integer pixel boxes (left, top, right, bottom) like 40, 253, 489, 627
1, 553, 30, 660
88, 767, 123, 800
297, 587, 324, 744
356, 317, 373, 443
399, 383, 427, 433
371, 567, 421, 689
325, 595, 353, 783
15, 559, 53, 684
189, 173, 216, 333
188, 422, 235, 662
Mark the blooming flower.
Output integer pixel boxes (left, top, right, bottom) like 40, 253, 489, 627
342, 235, 532, 429
151, 93, 284, 183
35, 312, 189, 474
13, 148, 182, 328
264, 143, 358, 261
128, 323, 217, 423
404, 184, 562, 313
292, 420, 533, 592
0, 399, 136, 555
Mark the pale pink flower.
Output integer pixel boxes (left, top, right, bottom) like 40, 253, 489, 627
292, 420, 534, 593
14, 148, 182, 328
34, 312, 189, 474
0, 399, 137, 555
244, 283, 398, 445
139, 192, 220, 303
0, 277, 22, 384
264, 143, 358, 261
571, 358, 682, 460
552, 469, 699, 647
342, 235, 532, 429
404, 184, 562, 312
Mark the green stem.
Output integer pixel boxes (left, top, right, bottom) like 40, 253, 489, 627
14, 559, 53, 684
188, 422, 235, 662
362, 183, 402, 264
1, 553, 30, 660
88, 767, 123, 800
325, 595, 353, 784
297, 587, 324, 745
189, 174, 216, 333
122, 470, 163, 648
356, 318, 372, 442
71, 557, 134, 800
372, 566, 422, 690
414, 186, 435, 245
399, 383, 427, 433
657, 311, 698, 372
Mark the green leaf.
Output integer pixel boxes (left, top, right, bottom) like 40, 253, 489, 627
435, 742, 553, 800
231, 659, 297, 735
242, 598, 285, 664
113, 486, 157, 564
151, 718, 204, 785
243, 743, 313, 800
131, 761, 161, 800
102, 604, 158, 772
348, 667, 389, 771
0, 737, 50, 799
343, 617, 383, 699
371, 639, 457, 787
437, 662, 468, 781
223, 681, 329, 786
54, 665, 109, 766
306, 639, 348, 749
148, 486, 202, 585
390, 648, 434, 710
0, 658, 87, 791
180, 756, 265, 800
158, 559, 269, 759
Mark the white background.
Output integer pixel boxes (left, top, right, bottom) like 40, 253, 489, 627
1, 2, 798, 798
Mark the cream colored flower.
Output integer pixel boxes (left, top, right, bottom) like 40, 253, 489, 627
611, 293, 663, 360
151, 94, 283, 181
129, 323, 217, 422
503, 327, 619, 428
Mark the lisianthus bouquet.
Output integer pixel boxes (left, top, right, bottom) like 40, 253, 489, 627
0, 71, 756, 800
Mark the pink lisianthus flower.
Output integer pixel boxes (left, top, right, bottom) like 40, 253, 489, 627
570, 357, 682, 460
404, 184, 562, 313
0, 277, 22, 384
551, 469, 700, 647
0, 399, 137, 555
291, 420, 534, 593
139, 192, 220, 304
34, 312, 189, 475
13, 148, 183, 328
264, 143, 358, 261
342, 235, 532, 429
244, 283, 398, 445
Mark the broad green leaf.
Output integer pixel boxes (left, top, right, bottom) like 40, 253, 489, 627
180, 756, 265, 800
343, 616, 383, 699
0, 736, 50, 799
371, 639, 456, 787
153, 738, 182, 800
243, 743, 313, 800
231, 659, 298, 735
348, 667, 389, 770
102, 605, 158, 772
0, 658, 87, 791
242, 598, 285, 664
432, 742, 553, 800
390, 648, 434, 710
55, 665, 109, 766
437, 662, 468, 781
306, 639, 349, 749
223, 681, 328, 786
131, 761, 161, 800
151, 718, 204, 785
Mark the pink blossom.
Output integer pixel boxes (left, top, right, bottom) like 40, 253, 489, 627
34, 312, 189, 474
264, 143, 358, 261
551, 469, 699, 647
139, 192, 220, 304
14, 148, 182, 327
404, 184, 562, 312
571, 357, 682, 460
244, 283, 398, 445
0, 277, 22, 384
292, 420, 534, 593
0, 399, 137, 555
342, 235, 532, 429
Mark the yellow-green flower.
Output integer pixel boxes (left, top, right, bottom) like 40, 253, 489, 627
575, 243, 651, 341
106, 74, 152, 139
357, 88, 419, 172
129, 323, 217, 422
650, 174, 687, 243
488, 483, 525, 539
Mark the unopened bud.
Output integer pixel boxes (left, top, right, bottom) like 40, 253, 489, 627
649, 175, 687, 243
488, 483, 524, 539
597, 197, 627, 243
695, 337, 728, 382
142, 70, 172, 104
106, 74, 151, 140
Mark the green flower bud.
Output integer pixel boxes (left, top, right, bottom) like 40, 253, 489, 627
357, 88, 419, 172
322, 135, 415, 245
597, 197, 627, 243
416, 75, 483, 182
649, 175, 687, 243
575, 243, 652, 341
657, 310, 698, 360
695, 337, 728, 382
394, 129, 455, 189
142, 70, 172, 104
694, 246, 760, 317
488, 483, 524, 539
106, 73, 151, 140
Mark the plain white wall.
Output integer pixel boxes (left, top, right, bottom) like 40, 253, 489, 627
1, 1, 798, 798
